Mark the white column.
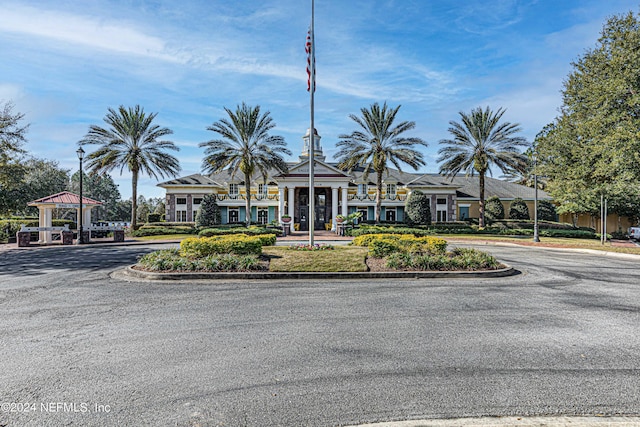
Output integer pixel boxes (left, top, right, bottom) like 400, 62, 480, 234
278, 187, 285, 220
341, 187, 348, 217
331, 187, 339, 223
288, 187, 295, 218
45, 207, 53, 244
84, 207, 92, 242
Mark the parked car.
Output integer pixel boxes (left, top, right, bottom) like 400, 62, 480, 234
628, 227, 640, 241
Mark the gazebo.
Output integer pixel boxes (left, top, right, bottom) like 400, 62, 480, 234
27, 191, 102, 244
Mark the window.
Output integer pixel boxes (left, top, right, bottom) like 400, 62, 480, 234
459, 206, 470, 221
436, 198, 447, 222
258, 184, 268, 197
228, 207, 239, 223
385, 208, 396, 222
386, 184, 397, 196
193, 197, 203, 205
193, 210, 199, 221
229, 184, 239, 196
176, 197, 187, 205
257, 207, 268, 224
357, 183, 367, 195
356, 207, 368, 223
176, 210, 187, 222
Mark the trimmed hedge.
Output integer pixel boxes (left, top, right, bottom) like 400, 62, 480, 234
132, 226, 196, 237
350, 225, 434, 237
353, 233, 448, 257
181, 235, 263, 257
180, 233, 276, 258
199, 226, 283, 237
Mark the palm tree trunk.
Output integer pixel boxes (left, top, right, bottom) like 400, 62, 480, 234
131, 169, 138, 230
376, 172, 383, 224
479, 172, 485, 228
244, 175, 252, 227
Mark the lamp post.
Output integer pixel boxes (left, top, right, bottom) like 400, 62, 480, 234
533, 153, 540, 243
76, 147, 85, 244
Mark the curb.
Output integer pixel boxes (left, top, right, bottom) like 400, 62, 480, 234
347, 416, 640, 426
119, 264, 517, 281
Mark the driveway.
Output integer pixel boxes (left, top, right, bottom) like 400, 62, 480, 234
0, 243, 638, 426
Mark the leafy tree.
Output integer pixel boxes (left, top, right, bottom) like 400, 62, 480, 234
79, 105, 181, 229
438, 106, 528, 227
537, 199, 557, 222
153, 200, 166, 216
509, 198, 530, 220
0, 101, 28, 161
335, 102, 428, 223
195, 194, 221, 228
199, 103, 290, 226
404, 190, 431, 226
136, 195, 151, 224
1, 157, 68, 216
537, 12, 640, 220
69, 171, 121, 221
484, 196, 505, 222
0, 101, 29, 205
113, 199, 133, 222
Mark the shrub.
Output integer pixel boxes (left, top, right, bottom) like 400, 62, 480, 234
147, 213, 162, 223
384, 248, 500, 271
137, 249, 264, 272
405, 190, 432, 226
131, 226, 196, 237
354, 233, 448, 257
537, 200, 557, 221
195, 194, 222, 228
199, 226, 283, 237
180, 235, 263, 258
484, 196, 505, 221
369, 238, 402, 257
255, 234, 277, 246
351, 225, 433, 237
509, 198, 530, 220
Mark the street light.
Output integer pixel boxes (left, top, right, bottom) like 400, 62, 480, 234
533, 153, 540, 243
76, 147, 85, 244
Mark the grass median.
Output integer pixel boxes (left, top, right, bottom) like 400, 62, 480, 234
264, 246, 368, 272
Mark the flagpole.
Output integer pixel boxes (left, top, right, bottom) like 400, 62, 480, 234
308, 0, 315, 246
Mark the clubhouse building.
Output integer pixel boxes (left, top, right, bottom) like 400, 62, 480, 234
158, 129, 549, 230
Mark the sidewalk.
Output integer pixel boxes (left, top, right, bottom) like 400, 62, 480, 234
277, 229, 353, 242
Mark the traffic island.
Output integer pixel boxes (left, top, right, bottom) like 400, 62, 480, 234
119, 264, 516, 281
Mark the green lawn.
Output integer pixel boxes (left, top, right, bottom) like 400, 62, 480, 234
443, 234, 640, 255
263, 246, 368, 272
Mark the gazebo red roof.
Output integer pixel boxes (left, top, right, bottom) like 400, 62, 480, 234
28, 191, 103, 206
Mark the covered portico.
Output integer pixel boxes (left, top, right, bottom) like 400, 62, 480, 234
276, 160, 351, 231
28, 191, 102, 244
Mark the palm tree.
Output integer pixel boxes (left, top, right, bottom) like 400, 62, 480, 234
437, 106, 528, 227
335, 102, 427, 223
199, 103, 291, 226
79, 105, 180, 230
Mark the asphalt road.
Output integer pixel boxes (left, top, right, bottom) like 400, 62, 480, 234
0, 243, 638, 426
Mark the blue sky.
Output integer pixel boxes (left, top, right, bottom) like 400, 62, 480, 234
1, 0, 638, 200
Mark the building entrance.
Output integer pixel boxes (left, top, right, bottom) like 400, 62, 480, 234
297, 188, 327, 231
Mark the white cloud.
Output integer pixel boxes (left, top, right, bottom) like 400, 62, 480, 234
0, 4, 179, 62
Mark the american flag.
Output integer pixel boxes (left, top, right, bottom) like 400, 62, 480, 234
306, 27, 315, 92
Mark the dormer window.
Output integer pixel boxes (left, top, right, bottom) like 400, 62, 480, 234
386, 184, 397, 196
357, 183, 368, 195
229, 183, 239, 196
258, 183, 268, 196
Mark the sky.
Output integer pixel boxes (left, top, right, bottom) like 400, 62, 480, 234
1, 0, 639, 200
